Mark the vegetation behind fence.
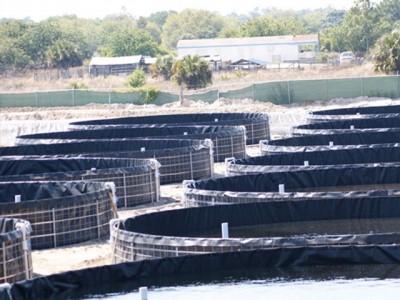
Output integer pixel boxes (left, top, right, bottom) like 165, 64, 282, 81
0, 75, 398, 108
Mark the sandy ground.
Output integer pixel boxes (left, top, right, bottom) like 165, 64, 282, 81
1, 96, 399, 277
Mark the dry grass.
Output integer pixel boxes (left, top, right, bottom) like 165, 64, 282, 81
0, 62, 382, 93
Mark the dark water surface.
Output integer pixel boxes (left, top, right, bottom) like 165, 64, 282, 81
76, 264, 400, 300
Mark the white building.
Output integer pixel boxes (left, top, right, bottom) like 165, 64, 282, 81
177, 34, 319, 64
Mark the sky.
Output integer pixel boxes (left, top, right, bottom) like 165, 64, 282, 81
0, 0, 383, 21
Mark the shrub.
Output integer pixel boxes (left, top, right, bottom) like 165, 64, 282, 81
232, 70, 248, 78
125, 67, 146, 88
140, 86, 161, 102
67, 82, 89, 89
220, 74, 230, 81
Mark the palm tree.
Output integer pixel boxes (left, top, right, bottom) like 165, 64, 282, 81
374, 29, 400, 73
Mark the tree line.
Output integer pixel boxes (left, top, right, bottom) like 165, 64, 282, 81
1, 0, 400, 73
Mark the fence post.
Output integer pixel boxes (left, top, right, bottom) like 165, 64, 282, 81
360, 76, 363, 97
324, 78, 328, 101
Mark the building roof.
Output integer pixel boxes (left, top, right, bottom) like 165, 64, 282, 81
177, 35, 318, 49
89, 55, 143, 66
143, 57, 158, 64
230, 58, 268, 66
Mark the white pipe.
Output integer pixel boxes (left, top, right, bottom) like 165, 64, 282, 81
15, 194, 21, 203
221, 222, 229, 238
350, 125, 354, 129
15, 222, 30, 279
329, 141, 334, 146
139, 286, 148, 300
304, 161, 309, 166
141, 147, 145, 152
279, 184, 285, 193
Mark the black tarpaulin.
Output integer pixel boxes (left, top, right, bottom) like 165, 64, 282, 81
68, 112, 270, 145
189, 164, 400, 193
0, 181, 109, 207
307, 104, 400, 122
234, 145, 400, 166
292, 117, 400, 135
0, 139, 207, 157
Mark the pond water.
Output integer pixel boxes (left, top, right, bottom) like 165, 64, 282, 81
76, 264, 400, 300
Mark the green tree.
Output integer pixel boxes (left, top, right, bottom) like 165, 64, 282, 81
145, 22, 162, 44
100, 25, 166, 57
45, 39, 84, 68
0, 37, 31, 68
149, 55, 175, 80
321, 9, 346, 29
124, 67, 146, 88
340, 0, 386, 52
240, 16, 308, 37
162, 9, 225, 50
136, 17, 147, 29
374, 29, 400, 73
376, 0, 400, 25
171, 55, 212, 90
147, 11, 177, 29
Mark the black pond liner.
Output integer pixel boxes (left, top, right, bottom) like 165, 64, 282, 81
226, 146, 400, 176
183, 164, 400, 206
15, 125, 246, 163
0, 139, 213, 185
68, 112, 270, 145
0, 181, 113, 250
0, 157, 160, 208
0, 218, 32, 284
3, 249, 400, 300
291, 117, 400, 136
260, 130, 400, 155
110, 198, 400, 262
306, 104, 400, 123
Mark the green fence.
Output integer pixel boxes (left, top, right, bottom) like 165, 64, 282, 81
1, 76, 399, 108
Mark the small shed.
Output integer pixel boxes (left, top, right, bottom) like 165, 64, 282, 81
89, 55, 144, 77
228, 58, 268, 70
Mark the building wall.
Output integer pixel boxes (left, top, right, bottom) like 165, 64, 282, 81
178, 44, 301, 63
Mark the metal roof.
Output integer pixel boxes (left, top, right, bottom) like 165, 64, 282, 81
230, 58, 268, 66
89, 55, 143, 66
177, 35, 318, 48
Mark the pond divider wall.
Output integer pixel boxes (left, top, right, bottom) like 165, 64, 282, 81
260, 130, 400, 155
110, 197, 400, 262
0, 157, 160, 208
306, 104, 400, 123
0, 218, 32, 284
0, 181, 114, 250
183, 165, 400, 206
15, 125, 246, 163
68, 113, 270, 145
0, 139, 213, 184
226, 146, 400, 176
292, 117, 400, 136
4, 247, 400, 299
